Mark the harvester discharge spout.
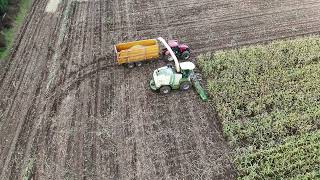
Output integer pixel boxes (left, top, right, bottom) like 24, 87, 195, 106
157, 37, 181, 72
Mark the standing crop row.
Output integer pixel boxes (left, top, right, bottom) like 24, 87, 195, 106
198, 36, 320, 179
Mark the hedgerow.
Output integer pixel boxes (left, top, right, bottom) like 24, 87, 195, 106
0, 0, 8, 14
198, 36, 320, 179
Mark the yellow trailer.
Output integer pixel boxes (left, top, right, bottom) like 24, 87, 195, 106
114, 39, 160, 68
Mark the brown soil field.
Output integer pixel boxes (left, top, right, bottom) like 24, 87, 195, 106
1, 0, 320, 179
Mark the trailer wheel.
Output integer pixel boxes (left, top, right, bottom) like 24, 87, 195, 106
160, 53, 165, 60
181, 50, 190, 60
180, 81, 191, 91
127, 63, 135, 68
135, 62, 143, 67
160, 86, 171, 95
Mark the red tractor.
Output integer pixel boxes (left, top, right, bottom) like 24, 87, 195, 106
162, 40, 191, 61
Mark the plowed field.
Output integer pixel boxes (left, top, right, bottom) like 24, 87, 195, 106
1, 0, 320, 179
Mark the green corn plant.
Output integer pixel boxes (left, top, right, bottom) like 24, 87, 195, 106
198, 36, 320, 179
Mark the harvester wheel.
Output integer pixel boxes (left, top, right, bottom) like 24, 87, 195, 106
180, 81, 191, 91
181, 50, 190, 60
160, 86, 171, 95
127, 63, 135, 68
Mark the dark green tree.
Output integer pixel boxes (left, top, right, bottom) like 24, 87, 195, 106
0, 0, 8, 14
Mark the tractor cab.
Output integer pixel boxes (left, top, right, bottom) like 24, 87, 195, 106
163, 40, 191, 61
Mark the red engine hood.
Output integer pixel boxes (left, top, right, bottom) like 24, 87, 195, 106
179, 44, 189, 49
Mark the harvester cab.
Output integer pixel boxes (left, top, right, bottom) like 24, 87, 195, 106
180, 62, 195, 78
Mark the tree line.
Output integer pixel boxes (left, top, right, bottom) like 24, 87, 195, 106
0, 0, 8, 14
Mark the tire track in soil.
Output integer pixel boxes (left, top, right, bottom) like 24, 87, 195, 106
47, 2, 80, 179
0, 0, 41, 87
81, 1, 103, 178
24, 1, 79, 179
94, 1, 124, 178
156, 1, 173, 40
20, 11, 69, 178
47, 1, 91, 179
7, 12, 65, 178
0, 0, 63, 178
0, 0, 45, 131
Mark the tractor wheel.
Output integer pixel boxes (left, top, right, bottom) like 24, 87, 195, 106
160, 86, 171, 95
127, 63, 135, 69
180, 81, 191, 91
181, 50, 191, 60
135, 61, 143, 67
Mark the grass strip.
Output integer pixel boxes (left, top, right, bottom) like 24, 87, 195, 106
0, 0, 33, 60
